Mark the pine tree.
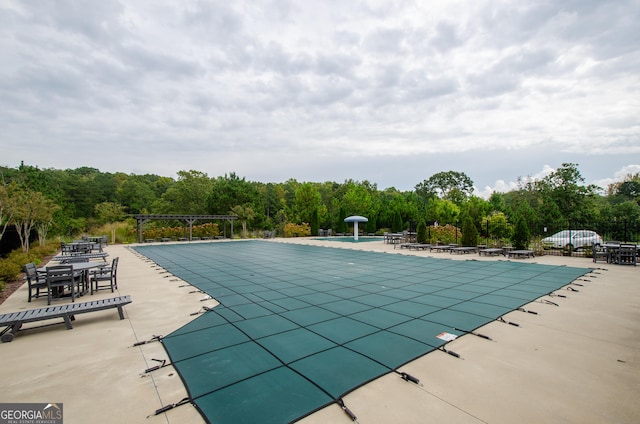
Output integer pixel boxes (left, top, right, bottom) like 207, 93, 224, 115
416, 220, 427, 244
310, 208, 319, 236
512, 215, 530, 250
461, 217, 478, 247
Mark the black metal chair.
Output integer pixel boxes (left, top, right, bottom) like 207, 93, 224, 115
24, 263, 47, 302
91, 257, 119, 294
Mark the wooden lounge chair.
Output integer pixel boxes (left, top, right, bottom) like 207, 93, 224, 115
0, 295, 132, 342
478, 248, 505, 257
507, 250, 535, 259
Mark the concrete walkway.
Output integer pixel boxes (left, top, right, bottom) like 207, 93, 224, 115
0, 239, 638, 423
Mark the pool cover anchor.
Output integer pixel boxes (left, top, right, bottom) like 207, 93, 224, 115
497, 316, 520, 327
453, 327, 493, 341
150, 397, 191, 417
143, 358, 171, 374
518, 307, 538, 315
398, 371, 422, 385
190, 306, 214, 316
439, 346, 461, 358
337, 398, 358, 422
132, 334, 163, 347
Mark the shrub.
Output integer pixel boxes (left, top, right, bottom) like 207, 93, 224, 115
283, 223, 311, 237
428, 224, 461, 245
0, 259, 22, 290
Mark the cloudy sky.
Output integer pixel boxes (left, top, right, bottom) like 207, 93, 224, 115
1, 0, 639, 197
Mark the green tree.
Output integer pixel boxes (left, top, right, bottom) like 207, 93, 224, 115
8, 188, 55, 252
482, 212, 512, 242
428, 198, 460, 225
95, 202, 126, 243
159, 170, 212, 214
208, 172, 258, 215
512, 214, 530, 250
294, 183, 322, 224
0, 180, 17, 242
392, 209, 403, 232
116, 175, 159, 214
415, 171, 474, 204
342, 180, 374, 216
416, 220, 427, 243
310, 208, 319, 236
461, 217, 478, 247
230, 203, 255, 238
536, 163, 599, 223
607, 172, 640, 205
337, 207, 347, 233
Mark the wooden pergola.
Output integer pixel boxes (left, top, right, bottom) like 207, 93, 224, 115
132, 214, 236, 243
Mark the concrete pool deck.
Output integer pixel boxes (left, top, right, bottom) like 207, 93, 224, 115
0, 238, 638, 423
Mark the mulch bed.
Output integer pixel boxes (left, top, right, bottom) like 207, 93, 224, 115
0, 278, 24, 306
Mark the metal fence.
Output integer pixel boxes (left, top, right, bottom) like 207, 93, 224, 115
465, 219, 639, 257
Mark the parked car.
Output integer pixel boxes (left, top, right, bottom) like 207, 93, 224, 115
541, 230, 603, 250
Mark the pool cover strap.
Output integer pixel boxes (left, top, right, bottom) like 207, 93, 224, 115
153, 397, 191, 416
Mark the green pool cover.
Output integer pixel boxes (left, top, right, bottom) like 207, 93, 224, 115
133, 241, 590, 424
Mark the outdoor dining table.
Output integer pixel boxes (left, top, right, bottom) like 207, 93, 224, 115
603, 243, 639, 265
38, 261, 107, 299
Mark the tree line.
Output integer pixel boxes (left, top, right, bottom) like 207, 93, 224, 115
1, 161, 639, 252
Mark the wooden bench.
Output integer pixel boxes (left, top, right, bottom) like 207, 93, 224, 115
0, 295, 132, 343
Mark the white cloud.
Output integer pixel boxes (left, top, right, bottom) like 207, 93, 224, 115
1, 0, 638, 192
593, 164, 640, 191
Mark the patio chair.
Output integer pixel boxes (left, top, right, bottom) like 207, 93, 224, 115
46, 265, 83, 305
24, 263, 47, 302
617, 244, 637, 266
91, 257, 119, 294
592, 244, 610, 264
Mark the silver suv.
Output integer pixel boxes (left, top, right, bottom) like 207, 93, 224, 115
541, 230, 603, 250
